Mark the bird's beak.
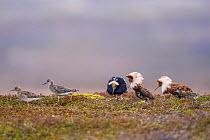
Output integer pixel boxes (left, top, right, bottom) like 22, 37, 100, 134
70, 89, 79, 92
11, 89, 15, 91
154, 86, 159, 91
154, 80, 162, 91
43, 82, 47, 85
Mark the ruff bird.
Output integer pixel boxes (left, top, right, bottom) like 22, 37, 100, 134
107, 77, 127, 100
126, 72, 155, 106
11, 87, 44, 107
43, 79, 78, 104
154, 76, 198, 109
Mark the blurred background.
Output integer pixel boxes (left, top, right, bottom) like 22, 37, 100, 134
0, 0, 210, 95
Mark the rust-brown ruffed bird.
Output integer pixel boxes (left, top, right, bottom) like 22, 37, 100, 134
126, 72, 155, 107
154, 76, 198, 109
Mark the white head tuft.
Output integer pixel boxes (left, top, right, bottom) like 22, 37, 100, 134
108, 81, 120, 86
158, 76, 172, 84
157, 76, 172, 93
126, 72, 144, 88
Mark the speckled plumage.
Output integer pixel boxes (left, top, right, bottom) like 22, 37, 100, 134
166, 83, 198, 101
49, 84, 76, 96
133, 84, 155, 104
43, 79, 78, 96
11, 87, 44, 103
43, 79, 79, 104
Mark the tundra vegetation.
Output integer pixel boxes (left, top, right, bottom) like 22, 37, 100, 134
0, 92, 209, 140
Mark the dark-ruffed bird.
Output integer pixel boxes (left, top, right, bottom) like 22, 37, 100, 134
126, 72, 155, 106
107, 77, 127, 100
154, 76, 198, 108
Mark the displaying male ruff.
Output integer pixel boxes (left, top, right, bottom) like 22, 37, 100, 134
155, 76, 198, 109
11, 87, 44, 107
107, 77, 127, 100
126, 72, 155, 107
43, 79, 79, 104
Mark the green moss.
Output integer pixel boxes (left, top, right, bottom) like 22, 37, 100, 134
0, 94, 209, 139
71, 93, 106, 100
197, 96, 210, 101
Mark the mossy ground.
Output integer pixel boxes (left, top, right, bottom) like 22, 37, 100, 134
0, 93, 210, 140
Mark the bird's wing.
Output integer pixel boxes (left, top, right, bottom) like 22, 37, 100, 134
185, 92, 198, 100
133, 84, 155, 99
20, 91, 42, 98
140, 86, 155, 99
170, 83, 198, 100
171, 83, 193, 92
52, 85, 72, 93
116, 77, 127, 93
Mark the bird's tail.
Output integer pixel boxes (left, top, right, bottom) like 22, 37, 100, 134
187, 92, 199, 101
70, 89, 79, 92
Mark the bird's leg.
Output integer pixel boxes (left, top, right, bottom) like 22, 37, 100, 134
113, 94, 118, 101
117, 95, 123, 101
26, 103, 30, 112
182, 98, 189, 110
163, 94, 166, 101
142, 99, 148, 109
120, 95, 123, 100
114, 94, 116, 98
147, 98, 150, 106
114, 95, 119, 101
171, 98, 178, 110
171, 103, 178, 110
56, 96, 60, 104
150, 99, 154, 106
70, 93, 74, 103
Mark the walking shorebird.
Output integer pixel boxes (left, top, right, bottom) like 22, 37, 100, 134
107, 76, 127, 101
126, 72, 155, 107
154, 76, 198, 109
43, 79, 78, 104
11, 87, 44, 107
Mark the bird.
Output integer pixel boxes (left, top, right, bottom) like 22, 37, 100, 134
154, 76, 198, 109
107, 76, 127, 100
11, 87, 44, 107
43, 79, 78, 104
126, 72, 155, 107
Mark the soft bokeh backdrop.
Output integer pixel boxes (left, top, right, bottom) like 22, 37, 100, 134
0, 0, 210, 95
